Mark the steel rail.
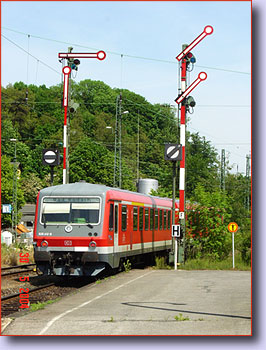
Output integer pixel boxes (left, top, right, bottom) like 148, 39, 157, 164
1, 283, 55, 301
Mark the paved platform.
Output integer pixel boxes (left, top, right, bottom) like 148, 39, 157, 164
2, 269, 251, 336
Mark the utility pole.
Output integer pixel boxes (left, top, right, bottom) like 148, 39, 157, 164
221, 149, 226, 191
137, 111, 140, 184
10, 139, 18, 241
59, 49, 106, 184
175, 25, 213, 265
119, 93, 122, 188
113, 95, 119, 187
245, 154, 251, 211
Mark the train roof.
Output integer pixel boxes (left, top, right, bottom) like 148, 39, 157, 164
38, 182, 179, 207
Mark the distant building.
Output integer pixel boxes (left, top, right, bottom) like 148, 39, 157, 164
20, 204, 36, 231
1, 231, 12, 245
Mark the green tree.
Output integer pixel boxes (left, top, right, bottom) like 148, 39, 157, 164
186, 132, 220, 198
20, 174, 44, 203
1, 155, 25, 229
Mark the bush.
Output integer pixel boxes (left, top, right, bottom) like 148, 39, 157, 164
186, 185, 232, 260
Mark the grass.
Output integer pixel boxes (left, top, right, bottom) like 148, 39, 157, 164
154, 256, 171, 270
174, 313, 190, 321
180, 253, 251, 271
1, 243, 34, 266
123, 259, 132, 273
30, 298, 60, 312
151, 251, 250, 271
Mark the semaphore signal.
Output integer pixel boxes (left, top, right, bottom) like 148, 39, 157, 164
172, 25, 213, 268
59, 49, 106, 184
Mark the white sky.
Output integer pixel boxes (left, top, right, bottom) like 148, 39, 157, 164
1, 0, 251, 175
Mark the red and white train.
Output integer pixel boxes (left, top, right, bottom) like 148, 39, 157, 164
33, 182, 178, 276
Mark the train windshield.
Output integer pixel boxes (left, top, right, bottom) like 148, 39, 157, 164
41, 197, 101, 225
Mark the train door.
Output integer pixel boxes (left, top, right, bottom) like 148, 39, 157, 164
113, 202, 119, 255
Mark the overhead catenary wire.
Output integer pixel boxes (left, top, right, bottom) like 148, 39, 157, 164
2, 34, 61, 76
2, 26, 251, 76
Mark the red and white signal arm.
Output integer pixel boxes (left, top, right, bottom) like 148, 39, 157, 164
176, 25, 214, 61
175, 72, 207, 104
62, 66, 71, 107
58, 51, 106, 61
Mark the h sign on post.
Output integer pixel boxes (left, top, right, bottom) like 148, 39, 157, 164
172, 224, 181, 238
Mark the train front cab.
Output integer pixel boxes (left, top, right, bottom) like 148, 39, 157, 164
33, 189, 114, 277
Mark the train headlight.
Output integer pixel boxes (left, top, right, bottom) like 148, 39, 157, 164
89, 241, 97, 249
41, 240, 48, 247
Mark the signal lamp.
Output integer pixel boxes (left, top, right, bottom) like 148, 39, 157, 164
73, 59, 80, 66
186, 52, 196, 64
41, 240, 48, 247
69, 100, 79, 113
186, 96, 196, 108
71, 59, 80, 71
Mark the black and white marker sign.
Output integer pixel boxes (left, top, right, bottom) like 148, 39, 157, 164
42, 149, 60, 166
172, 224, 181, 238
164, 144, 182, 161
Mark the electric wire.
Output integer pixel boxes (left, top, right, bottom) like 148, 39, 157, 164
2, 26, 251, 76
2, 34, 61, 76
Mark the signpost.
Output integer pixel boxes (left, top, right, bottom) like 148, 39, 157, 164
228, 222, 239, 269
42, 148, 60, 186
172, 224, 182, 269
164, 144, 183, 270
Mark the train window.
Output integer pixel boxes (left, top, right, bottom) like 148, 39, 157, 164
133, 207, 138, 231
159, 210, 163, 230
150, 208, 154, 230
145, 208, 149, 230
168, 210, 171, 229
122, 205, 127, 231
139, 207, 143, 230
109, 203, 114, 231
154, 209, 158, 230
164, 210, 167, 230
41, 197, 100, 225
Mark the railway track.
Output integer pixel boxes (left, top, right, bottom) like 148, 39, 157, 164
1, 282, 64, 318
1, 264, 36, 277
1, 283, 55, 301
1, 274, 96, 318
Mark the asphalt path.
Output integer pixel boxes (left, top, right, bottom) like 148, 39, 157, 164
2, 269, 251, 336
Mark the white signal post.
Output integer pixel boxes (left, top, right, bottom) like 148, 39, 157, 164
62, 66, 71, 185
175, 26, 213, 268
59, 50, 106, 184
